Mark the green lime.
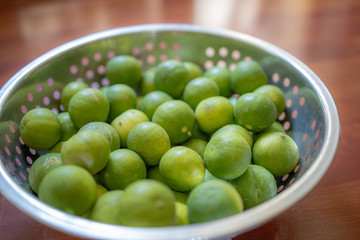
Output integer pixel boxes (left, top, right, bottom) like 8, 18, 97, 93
90, 190, 124, 225
212, 124, 253, 148
100, 149, 146, 190
79, 122, 120, 151
68, 88, 109, 129
204, 66, 231, 97
230, 59, 267, 95
187, 179, 243, 223
60, 81, 89, 112
182, 138, 208, 158
154, 60, 190, 98
254, 84, 286, 116
102, 84, 137, 121
152, 100, 195, 145
159, 146, 205, 192
204, 132, 251, 180
173, 191, 188, 204
253, 121, 285, 143
28, 153, 63, 193
119, 179, 176, 227
57, 112, 77, 141
61, 129, 111, 174
234, 93, 277, 132
105, 55, 142, 87
20, 108, 61, 150
203, 169, 219, 182
48, 141, 65, 153
138, 90, 173, 119
111, 109, 149, 148
231, 165, 277, 209
127, 122, 171, 166
183, 77, 219, 110
147, 166, 167, 184
175, 202, 189, 225
253, 132, 299, 177
195, 96, 234, 134
140, 67, 156, 95
95, 184, 108, 199
38, 165, 97, 216
190, 122, 209, 141
183, 61, 202, 82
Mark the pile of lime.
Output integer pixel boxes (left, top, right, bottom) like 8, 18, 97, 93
21, 55, 299, 227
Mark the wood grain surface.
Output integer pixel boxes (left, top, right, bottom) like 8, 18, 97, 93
1, 0, 359, 239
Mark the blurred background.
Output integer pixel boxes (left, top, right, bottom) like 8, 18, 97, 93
0, 0, 359, 239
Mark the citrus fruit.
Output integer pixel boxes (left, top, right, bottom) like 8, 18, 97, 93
60, 81, 89, 112
28, 153, 63, 193
127, 122, 171, 166
147, 166, 167, 184
102, 84, 137, 121
212, 124, 253, 148
203, 169, 219, 182
138, 90, 173, 119
140, 67, 156, 95
252, 121, 285, 143
254, 84, 286, 116
183, 77, 219, 110
105, 55, 142, 87
195, 96, 234, 134
204, 132, 251, 180
230, 59, 267, 95
253, 132, 299, 177
90, 190, 124, 225
182, 138, 208, 158
20, 108, 61, 150
234, 92, 277, 132
100, 149, 146, 190
204, 66, 231, 97
173, 191, 188, 204
111, 109, 149, 148
191, 122, 209, 141
95, 184, 108, 199
152, 100, 195, 145
57, 112, 77, 141
119, 179, 176, 227
154, 60, 190, 98
231, 164, 277, 209
61, 129, 111, 174
68, 88, 109, 129
183, 61, 202, 82
159, 146, 205, 192
38, 165, 97, 216
175, 202, 189, 225
187, 179, 243, 224
79, 122, 120, 151
48, 141, 65, 153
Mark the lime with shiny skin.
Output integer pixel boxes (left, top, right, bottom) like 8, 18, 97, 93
182, 138, 208, 158
90, 190, 124, 225
204, 66, 231, 97
252, 121, 285, 143
60, 81, 89, 112
140, 67, 156, 95
57, 112, 77, 141
175, 202, 189, 225
138, 90, 173, 119
183, 61, 202, 83
183, 77, 219, 110
254, 84, 286, 117
212, 124, 253, 148
106, 55, 142, 87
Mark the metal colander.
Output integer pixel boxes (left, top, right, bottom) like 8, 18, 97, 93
0, 24, 340, 240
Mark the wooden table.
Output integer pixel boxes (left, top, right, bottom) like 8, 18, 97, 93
1, 0, 359, 239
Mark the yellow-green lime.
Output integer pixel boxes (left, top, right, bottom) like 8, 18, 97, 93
212, 124, 253, 148
138, 90, 173, 119
90, 190, 124, 225
234, 93, 277, 132
60, 81, 89, 112
111, 109, 149, 148
57, 112, 77, 141
152, 100, 195, 145
28, 153, 63, 193
231, 164, 277, 209
48, 141, 65, 153
253, 121, 285, 143
68, 88, 109, 129
159, 146, 205, 192
100, 149, 146, 190
173, 191, 188, 204
154, 60, 190, 98
187, 179, 243, 224
95, 184, 108, 199
204, 132, 251, 180
182, 138, 208, 158
253, 132, 299, 177
203, 169, 219, 182
119, 179, 176, 227
175, 202, 189, 225
127, 122, 171, 166
140, 67, 156, 95
254, 84, 286, 116
195, 96, 234, 134
204, 66, 231, 97
183, 61, 202, 83
105, 55, 142, 87
183, 77, 219, 110
190, 122, 209, 141
38, 165, 97, 216
230, 59, 267, 95
147, 166, 167, 184
79, 122, 120, 151
20, 108, 61, 150
61, 129, 111, 174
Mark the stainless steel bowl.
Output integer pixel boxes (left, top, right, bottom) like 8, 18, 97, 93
0, 24, 340, 240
